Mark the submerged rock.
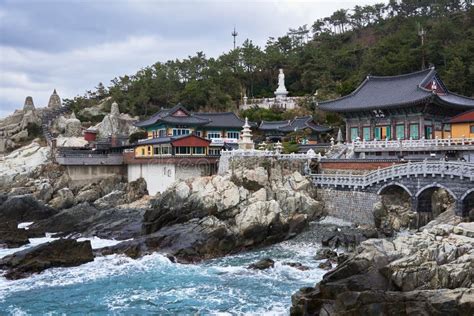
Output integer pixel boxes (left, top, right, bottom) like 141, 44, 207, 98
0, 239, 94, 280
284, 262, 310, 271
248, 258, 275, 270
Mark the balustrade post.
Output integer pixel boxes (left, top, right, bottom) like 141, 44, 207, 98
462, 135, 465, 146
448, 136, 451, 146
435, 136, 438, 146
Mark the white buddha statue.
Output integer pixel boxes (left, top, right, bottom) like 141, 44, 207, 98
274, 68, 288, 100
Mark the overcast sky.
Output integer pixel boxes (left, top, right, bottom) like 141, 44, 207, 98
0, 0, 383, 118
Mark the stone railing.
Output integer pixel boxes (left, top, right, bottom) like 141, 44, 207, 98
352, 137, 474, 150
309, 160, 474, 189
220, 149, 319, 160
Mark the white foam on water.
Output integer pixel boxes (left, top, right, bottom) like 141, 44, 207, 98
0, 253, 172, 302
0, 234, 58, 259
17, 222, 34, 230
77, 236, 126, 249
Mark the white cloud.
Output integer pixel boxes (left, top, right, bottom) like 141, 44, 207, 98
0, 35, 222, 116
0, 0, 385, 118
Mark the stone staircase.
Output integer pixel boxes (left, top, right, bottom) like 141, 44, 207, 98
41, 106, 70, 146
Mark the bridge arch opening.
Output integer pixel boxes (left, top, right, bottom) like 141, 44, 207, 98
375, 183, 413, 230
461, 189, 474, 220
416, 184, 456, 226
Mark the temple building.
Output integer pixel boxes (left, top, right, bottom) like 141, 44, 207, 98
259, 115, 331, 143
319, 67, 474, 143
134, 104, 248, 156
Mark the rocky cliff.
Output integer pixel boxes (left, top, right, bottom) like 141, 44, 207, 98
100, 158, 325, 261
291, 210, 474, 315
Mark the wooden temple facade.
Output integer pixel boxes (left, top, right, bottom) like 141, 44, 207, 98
319, 67, 474, 143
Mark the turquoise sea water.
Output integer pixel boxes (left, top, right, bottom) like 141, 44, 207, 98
0, 233, 328, 315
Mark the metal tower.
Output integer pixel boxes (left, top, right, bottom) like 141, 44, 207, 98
231, 27, 238, 50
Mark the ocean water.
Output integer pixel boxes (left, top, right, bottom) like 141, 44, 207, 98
0, 227, 330, 315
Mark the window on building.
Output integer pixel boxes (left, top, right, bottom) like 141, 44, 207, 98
207, 131, 221, 139
141, 148, 145, 156
193, 147, 205, 154
444, 124, 451, 132
152, 130, 157, 138
173, 128, 190, 136
362, 127, 370, 141
209, 148, 221, 156
195, 131, 202, 137
350, 127, 359, 141
374, 127, 381, 140
385, 126, 391, 140
176, 146, 191, 155
470, 125, 474, 134
396, 125, 405, 140
154, 147, 160, 155
162, 146, 171, 155
409, 124, 419, 139
425, 126, 433, 139
158, 129, 166, 137
147, 146, 151, 155
227, 132, 240, 139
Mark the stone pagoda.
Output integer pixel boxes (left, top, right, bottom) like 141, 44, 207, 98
238, 117, 254, 150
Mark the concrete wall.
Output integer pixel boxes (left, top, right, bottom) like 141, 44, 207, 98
128, 163, 176, 195
66, 165, 126, 188
128, 163, 214, 195
318, 188, 379, 225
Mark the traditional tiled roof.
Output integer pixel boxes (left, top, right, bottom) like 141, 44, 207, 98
135, 104, 253, 129
259, 116, 331, 133
193, 112, 246, 129
448, 109, 474, 123
135, 104, 209, 128
319, 68, 474, 112
259, 120, 291, 131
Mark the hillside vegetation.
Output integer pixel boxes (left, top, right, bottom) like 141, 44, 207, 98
64, 1, 474, 124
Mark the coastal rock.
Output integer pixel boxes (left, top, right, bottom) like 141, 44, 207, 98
30, 202, 146, 240
248, 258, 275, 270
314, 248, 338, 261
49, 188, 75, 210
140, 159, 325, 261
93, 190, 126, 209
0, 239, 94, 280
125, 177, 148, 202
290, 217, 474, 315
33, 181, 54, 203
0, 221, 29, 248
284, 262, 311, 271
0, 195, 57, 222
317, 260, 332, 270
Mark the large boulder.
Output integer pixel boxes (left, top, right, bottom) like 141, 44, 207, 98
29, 203, 146, 240
0, 221, 29, 248
49, 188, 75, 210
0, 194, 57, 222
0, 239, 94, 280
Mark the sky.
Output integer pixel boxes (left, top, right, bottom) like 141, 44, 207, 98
0, 0, 384, 118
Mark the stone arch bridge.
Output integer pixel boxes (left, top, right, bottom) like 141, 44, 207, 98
309, 161, 474, 218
